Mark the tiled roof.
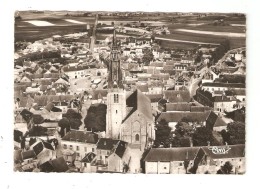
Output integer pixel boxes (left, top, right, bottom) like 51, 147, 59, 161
144, 147, 200, 162
124, 89, 153, 122
114, 141, 127, 158
190, 106, 212, 112
32, 141, 54, 156
92, 90, 108, 100
163, 90, 191, 103
163, 65, 174, 71
21, 150, 36, 160
81, 152, 96, 163
202, 82, 245, 88
136, 84, 149, 92
14, 129, 23, 143
157, 111, 211, 123
63, 65, 94, 72
51, 157, 69, 172
96, 138, 120, 150
62, 130, 98, 144
146, 94, 163, 103
166, 103, 191, 112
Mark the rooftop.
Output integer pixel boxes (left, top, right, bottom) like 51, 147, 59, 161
62, 130, 98, 144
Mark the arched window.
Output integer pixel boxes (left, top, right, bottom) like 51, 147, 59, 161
135, 134, 139, 142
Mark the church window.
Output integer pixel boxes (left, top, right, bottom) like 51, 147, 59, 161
114, 94, 119, 103
135, 134, 139, 142
116, 110, 118, 114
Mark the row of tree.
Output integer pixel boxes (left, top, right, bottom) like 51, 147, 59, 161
154, 116, 245, 148
154, 117, 220, 148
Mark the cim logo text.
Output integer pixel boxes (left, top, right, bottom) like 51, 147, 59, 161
208, 146, 231, 154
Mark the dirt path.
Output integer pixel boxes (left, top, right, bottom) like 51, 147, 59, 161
155, 36, 220, 45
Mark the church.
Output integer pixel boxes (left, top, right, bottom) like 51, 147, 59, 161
106, 30, 155, 152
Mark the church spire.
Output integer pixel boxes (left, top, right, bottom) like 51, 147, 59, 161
112, 28, 117, 47
108, 29, 123, 90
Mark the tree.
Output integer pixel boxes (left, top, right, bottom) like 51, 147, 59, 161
58, 117, 71, 137
154, 119, 172, 147
217, 161, 233, 174
69, 118, 82, 130
174, 122, 194, 138
220, 129, 231, 145
192, 127, 214, 146
142, 49, 154, 65
63, 109, 82, 120
84, 104, 107, 132
195, 51, 203, 63
224, 107, 245, 123
227, 121, 245, 144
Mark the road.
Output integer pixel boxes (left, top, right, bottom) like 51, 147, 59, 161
189, 66, 208, 97
155, 36, 220, 45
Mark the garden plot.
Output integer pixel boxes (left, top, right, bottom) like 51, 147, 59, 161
23, 20, 55, 26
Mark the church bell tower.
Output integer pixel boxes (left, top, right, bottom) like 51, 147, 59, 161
106, 29, 126, 139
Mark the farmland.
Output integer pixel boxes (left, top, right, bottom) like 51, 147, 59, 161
15, 11, 246, 49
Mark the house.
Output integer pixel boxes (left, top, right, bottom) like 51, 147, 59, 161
14, 129, 24, 149
20, 76, 32, 83
195, 88, 237, 112
80, 152, 97, 173
30, 141, 56, 165
61, 148, 76, 165
50, 157, 69, 172
206, 111, 227, 132
143, 144, 245, 174
39, 157, 69, 172
61, 130, 98, 161
163, 90, 191, 103
156, 111, 210, 130
21, 150, 38, 172
146, 94, 163, 111
95, 138, 131, 173
156, 110, 226, 132
14, 96, 34, 110
174, 76, 190, 90
195, 144, 245, 174
96, 138, 123, 167
226, 89, 246, 104
202, 71, 214, 84
143, 147, 201, 174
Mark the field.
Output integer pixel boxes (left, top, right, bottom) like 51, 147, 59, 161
15, 11, 246, 49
